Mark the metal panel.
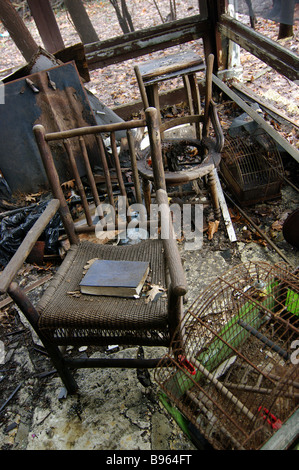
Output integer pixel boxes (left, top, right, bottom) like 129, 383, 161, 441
0, 62, 98, 194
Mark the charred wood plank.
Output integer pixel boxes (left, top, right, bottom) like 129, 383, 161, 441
0, 274, 52, 310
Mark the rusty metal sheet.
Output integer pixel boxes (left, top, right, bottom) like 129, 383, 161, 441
0, 61, 98, 194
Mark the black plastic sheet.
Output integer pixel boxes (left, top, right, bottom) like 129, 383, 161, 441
0, 200, 61, 267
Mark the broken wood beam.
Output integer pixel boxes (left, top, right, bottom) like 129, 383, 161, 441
212, 74, 299, 163
0, 274, 52, 310
0, 0, 39, 62
231, 82, 299, 129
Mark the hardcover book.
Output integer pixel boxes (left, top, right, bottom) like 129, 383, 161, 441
79, 259, 150, 297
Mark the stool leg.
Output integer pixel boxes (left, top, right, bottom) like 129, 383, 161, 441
183, 74, 202, 139
208, 170, 221, 221
182, 74, 194, 115
146, 84, 161, 125
188, 73, 202, 140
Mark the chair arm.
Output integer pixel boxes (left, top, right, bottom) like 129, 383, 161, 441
156, 189, 187, 297
0, 199, 60, 294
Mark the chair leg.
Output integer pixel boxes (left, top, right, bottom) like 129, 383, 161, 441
42, 339, 78, 394
168, 287, 184, 350
208, 170, 221, 221
8, 282, 78, 394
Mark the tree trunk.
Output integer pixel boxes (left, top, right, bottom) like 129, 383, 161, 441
278, 23, 293, 39
109, 0, 134, 34
63, 0, 99, 45
272, 0, 295, 39
0, 0, 39, 62
121, 0, 134, 32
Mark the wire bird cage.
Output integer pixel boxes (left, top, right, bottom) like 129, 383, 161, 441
220, 130, 284, 206
155, 261, 299, 450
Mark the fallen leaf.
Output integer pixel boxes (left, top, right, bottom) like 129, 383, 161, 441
144, 284, 166, 303
83, 258, 99, 274
207, 220, 219, 240
25, 192, 42, 202
271, 220, 283, 231
61, 180, 75, 189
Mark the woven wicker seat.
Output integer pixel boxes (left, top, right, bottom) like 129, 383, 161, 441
37, 239, 169, 346
0, 107, 187, 394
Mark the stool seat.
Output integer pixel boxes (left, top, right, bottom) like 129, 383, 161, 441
134, 51, 205, 137
138, 51, 205, 85
138, 138, 221, 185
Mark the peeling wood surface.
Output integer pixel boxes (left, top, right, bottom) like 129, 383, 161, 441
85, 15, 210, 70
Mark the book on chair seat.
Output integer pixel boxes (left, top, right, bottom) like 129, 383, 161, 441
79, 259, 150, 297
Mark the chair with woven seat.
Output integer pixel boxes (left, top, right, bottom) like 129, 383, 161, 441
0, 107, 187, 395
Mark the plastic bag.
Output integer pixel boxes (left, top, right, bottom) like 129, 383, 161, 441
0, 200, 61, 267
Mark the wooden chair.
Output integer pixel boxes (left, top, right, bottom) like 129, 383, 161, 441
137, 54, 225, 221
0, 107, 187, 395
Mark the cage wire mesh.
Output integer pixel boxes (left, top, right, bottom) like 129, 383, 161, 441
220, 129, 284, 206
155, 261, 299, 450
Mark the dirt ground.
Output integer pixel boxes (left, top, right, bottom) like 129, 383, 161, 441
0, 0, 298, 452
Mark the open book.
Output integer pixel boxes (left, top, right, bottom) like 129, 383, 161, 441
79, 259, 150, 298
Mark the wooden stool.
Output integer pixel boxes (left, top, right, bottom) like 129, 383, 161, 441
136, 54, 225, 222
134, 51, 205, 138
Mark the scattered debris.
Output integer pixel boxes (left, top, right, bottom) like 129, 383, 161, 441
0, 1, 298, 452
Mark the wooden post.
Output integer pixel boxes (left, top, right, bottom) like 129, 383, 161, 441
278, 0, 295, 39
27, 0, 65, 53
0, 0, 38, 62
198, 0, 228, 72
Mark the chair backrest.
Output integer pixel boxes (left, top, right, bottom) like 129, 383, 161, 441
33, 115, 148, 245
34, 107, 187, 297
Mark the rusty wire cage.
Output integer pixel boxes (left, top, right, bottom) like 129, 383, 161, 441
155, 261, 299, 450
220, 129, 284, 206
